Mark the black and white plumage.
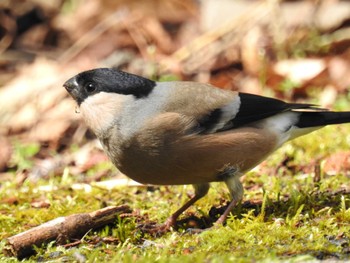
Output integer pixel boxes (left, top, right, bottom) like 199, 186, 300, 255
64, 68, 350, 231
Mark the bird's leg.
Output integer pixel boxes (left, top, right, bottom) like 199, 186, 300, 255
216, 168, 243, 225
216, 198, 239, 225
183, 168, 243, 233
140, 183, 209, 234
164, 183, 210, 228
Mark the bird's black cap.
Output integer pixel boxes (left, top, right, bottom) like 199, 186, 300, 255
63, 68, 156, 105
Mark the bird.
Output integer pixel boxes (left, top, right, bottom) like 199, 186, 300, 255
64, 68, 350, 232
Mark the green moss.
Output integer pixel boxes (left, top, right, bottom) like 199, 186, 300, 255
9, 141, 40, 171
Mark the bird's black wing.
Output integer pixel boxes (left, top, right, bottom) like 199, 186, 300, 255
195, 92, 317, 134
231, 93, 317, 128
233, 93, 350, 129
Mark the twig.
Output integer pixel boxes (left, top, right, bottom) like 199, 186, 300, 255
3, 205, 131, 259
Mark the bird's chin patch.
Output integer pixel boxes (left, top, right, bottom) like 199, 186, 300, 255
79, 92, 132, 135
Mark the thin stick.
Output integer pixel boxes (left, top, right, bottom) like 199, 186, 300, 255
3, 205, 131, 259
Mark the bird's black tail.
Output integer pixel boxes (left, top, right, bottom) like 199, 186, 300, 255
296, 111, 350, 128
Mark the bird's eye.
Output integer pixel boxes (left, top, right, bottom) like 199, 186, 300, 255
85, 82, 96, 93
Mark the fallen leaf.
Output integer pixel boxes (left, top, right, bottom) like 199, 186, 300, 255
1, 197, 19, 205
31, 200, 51, 208
323, 151, 350, 175
273, 59, 326, 85
0, 136, 12, 171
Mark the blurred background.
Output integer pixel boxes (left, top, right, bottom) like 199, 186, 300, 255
1, 0, 350, 182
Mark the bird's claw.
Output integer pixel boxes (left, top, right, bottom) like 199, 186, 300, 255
137, 217, 176, 236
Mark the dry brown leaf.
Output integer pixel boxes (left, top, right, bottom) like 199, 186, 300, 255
209, 69, 239, 91
323, 151, 350, 176
31, 199, 50, 208
170, 2, 271, 74
200, 0, 257, 32
238, 77, 263, 95
0, 10, 16, 54
319, 85, 338, 108
328, 55, 350, 91
139, 16, 175, 54
241, 27, 271, 76
28, 99, 77, 142
101, 0, 198, 24
0, 136, 12, 171
66, 140, 111, 175
28, 157, 63, 182
315, 0, 350, 31
1, 196, 19, 205
80, 151, 109, 173
0, 57, 91, 144
0, 59, 65, 130
273, 59, 327, 85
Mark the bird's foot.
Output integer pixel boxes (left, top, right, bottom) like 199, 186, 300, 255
138, 217, 176, 236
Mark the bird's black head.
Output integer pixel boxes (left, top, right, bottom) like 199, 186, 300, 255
63, 68, 155, 105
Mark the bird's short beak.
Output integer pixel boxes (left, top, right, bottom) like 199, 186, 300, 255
63, 77, 78, 93
63, 77, 80, 103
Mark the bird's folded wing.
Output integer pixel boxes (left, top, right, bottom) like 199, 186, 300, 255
164, 82, 321, 135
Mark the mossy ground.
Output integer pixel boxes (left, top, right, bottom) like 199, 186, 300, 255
1, 110, 350, 262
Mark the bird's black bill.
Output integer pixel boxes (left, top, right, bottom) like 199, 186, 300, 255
63, 77, 78, 92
